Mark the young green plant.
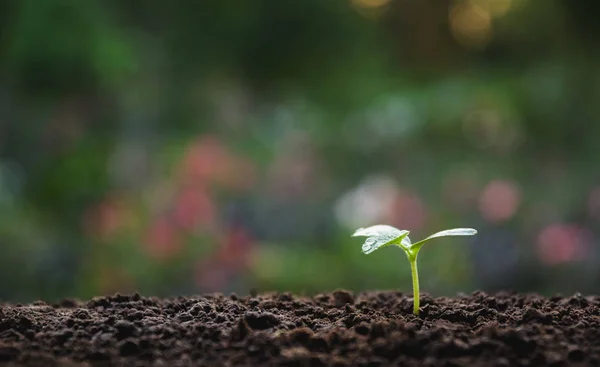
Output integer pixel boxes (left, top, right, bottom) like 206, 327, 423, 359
352, 225, 477, 315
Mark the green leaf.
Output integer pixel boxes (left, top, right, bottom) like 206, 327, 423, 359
352, 225, 410, 254
410, 228, 477, 251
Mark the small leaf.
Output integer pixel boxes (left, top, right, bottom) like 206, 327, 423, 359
421, 228, 478, 242
352, 225, 410, 254
410, 228, 477, 251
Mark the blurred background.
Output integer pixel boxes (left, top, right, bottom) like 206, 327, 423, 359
1, 0, 599, 303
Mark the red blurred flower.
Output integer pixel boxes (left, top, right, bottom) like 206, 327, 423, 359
180, 135, 230, 186
179, 134, 257, 192
173, 186, 216, 232
143, 217, 183, 261
217, 226, 255, 267
536, 224, 590, 265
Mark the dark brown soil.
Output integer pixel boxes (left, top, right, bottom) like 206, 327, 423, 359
0, 291, 598, 366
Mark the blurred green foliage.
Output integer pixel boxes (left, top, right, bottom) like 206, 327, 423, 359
1, 0, 600, 302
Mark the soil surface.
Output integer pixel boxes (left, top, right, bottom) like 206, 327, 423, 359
0, 291, 598, 366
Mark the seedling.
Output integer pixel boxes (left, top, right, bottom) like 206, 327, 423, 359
352, 225, 477, 315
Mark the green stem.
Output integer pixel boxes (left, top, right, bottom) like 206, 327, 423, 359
408, 253, 420, 315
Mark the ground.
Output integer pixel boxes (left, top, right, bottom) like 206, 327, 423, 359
0, 290, 597, 366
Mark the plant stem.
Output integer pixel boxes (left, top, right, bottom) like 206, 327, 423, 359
408, 253, 420, 315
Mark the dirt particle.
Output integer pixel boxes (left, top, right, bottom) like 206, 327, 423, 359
494, 357, 511, 367
190, 300, 213, 315
73, 308, 91, 320
354, 322, 370, 335
231, 318, 250, 342
64, 318, 75, 328
330, 355, 350, 367
87, 297, 111, 309
55, 299, 78, 308
176, 312, 194, 322
126, 310, 144, 321
14, 316, 33, 331
308, 336, 329, 353
112, 293, 131, 303
332, 290, 355, 307
314, 294, 330, 304
568, 346, 585, 362
281, 346, 310, 359
261, 300, 278, 310
55, 328, 73, 343
244, 312, 280, 330
0, 346, 19, 361
288, 327, 313, 343
278, 293, 293, 302
370, 322, 386, 338
87, 350, 110, 361
118, 339, 141, 356
114, 320, 139, 339
520, 307, 550, 323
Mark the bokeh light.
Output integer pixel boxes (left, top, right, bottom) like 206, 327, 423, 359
471, 0, 515, 17
335, 175, 400, 230
478, 180, 521, 223
536, 224, 590, 265
449, 2, 493, 48
351, 0, 391, 9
